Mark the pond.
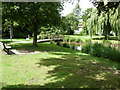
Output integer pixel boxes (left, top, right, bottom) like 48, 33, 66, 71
55, 41, 88, 51
52, 41, 120, 63
54, 41, 120, 52
74, 45, 82, 51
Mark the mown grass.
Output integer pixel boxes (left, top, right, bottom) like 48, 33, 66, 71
0, 38, 32, 44
1, 42, 120, 88
0, 47, 2, 89
64, 35, 120, 44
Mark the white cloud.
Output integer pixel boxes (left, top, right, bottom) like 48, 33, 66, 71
80, 0, 93, 12
61, 2, 77, 16
61, 0, 93, 16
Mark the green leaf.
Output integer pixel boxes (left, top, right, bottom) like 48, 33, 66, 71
104, 0, 108, 6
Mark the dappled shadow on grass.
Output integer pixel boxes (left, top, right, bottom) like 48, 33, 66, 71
3, 42, 120, 88
3, 52, 120, 88
1, 41, 15, 44
9, 42, 77, 54
36, 53, 120, 88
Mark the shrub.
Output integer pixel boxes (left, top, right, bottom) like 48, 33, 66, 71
69, 44, 75, 49
82, 43, 120, 63
56, 41, 60, 46
50, 41, 55, 44
69, 38, 76, 42
85, 39, 92, 43
75, 38, 81, 43
62, 43, 69, 48
102, 40, 111, 44
81, 44, 91, 54
90, 43, 103, 57
63, 37, 69, 42
79, 30, 86, 36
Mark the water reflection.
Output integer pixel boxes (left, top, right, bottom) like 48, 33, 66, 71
74, 45, 82, 51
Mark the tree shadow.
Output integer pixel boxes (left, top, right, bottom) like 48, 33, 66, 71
2, 52, 120, 89
1, 41, 15, 44
32, 53, 120, 88
9, 43, 78, 54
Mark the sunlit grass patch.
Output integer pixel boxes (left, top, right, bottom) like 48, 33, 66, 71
2, 42, 120, 88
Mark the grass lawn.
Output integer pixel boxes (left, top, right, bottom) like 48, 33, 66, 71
64, 35, 120, 44
0, 38, 33, 44
1, 42, 120, 88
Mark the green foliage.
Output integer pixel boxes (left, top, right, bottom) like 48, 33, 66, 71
56, 41, 60, 46
102, 40, 111, 44
85, 39, 92, 43
38, 26, 63, 39
85, 2, 120, 40
82, 43, 120, 63
69, 44, 75, 49
79, 30, 86, 36
72, 3, 81, 17
63, 36, 92, 43
50, 41, 54, 44
75, 38, 81, 43
81, 44, 91, 54
61, 4, 80, 35
2, 2, 63, 46
82, 8, 92, 34
62, 43, 69, 48
63, 37, 70, 42
63, 14, 79, 35
69, 38, 76, 42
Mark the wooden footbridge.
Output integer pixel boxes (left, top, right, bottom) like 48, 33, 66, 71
0, 37, 63, 55
37, 38, 63, 43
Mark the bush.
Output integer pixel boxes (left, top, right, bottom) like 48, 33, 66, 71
50, 41, 55, 44
62, 43, 69, 48
69, 44, 75, 49
38, 34, 48, 39
63, 37, 69, 42
90, 43, 103, 57
82, 43, 120, 63
56, 41, 60, 46
102, 40, 111, 44
69, 38, 76, 42
81, 44, 91, 54
85, 39, 92, 43
75, 38, 81, 43
79, 30, 86, 36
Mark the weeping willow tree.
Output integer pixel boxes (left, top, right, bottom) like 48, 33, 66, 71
86, 7, 112, 39
86, 8, 99, 37
109, 5, 120, 40
86, 1, 120, 40
119, 4, 120, 40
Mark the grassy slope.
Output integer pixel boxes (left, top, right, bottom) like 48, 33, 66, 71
2, 43, 120, 88
0, 47, 2, 89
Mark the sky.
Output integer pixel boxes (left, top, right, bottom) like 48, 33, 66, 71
61, 0, 94, 16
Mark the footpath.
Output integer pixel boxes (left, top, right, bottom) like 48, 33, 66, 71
1, 38, 62, 55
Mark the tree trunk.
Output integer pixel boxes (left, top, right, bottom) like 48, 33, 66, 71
118, 4, 120, 40
10, 21, 13, 41
32, 22, 38, 47
89, 29, 92, 38
32, 30, 37, 47
104, 12, 111, 40
118, 30, 120, 41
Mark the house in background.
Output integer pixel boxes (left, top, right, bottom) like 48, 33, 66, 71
74, 24, 83, 34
